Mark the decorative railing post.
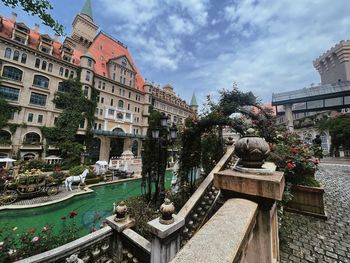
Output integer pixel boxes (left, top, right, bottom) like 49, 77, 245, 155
148, 198, 185, 263
106, 201, 135, 262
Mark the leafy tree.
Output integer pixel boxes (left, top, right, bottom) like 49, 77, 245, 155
318, 114, 350, 152
42, 78, 98, 165
0, 98, 21, 130
141, 109, 168, 204
2, 0, 64, 35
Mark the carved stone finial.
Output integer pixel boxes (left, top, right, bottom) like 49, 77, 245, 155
159, 198, 175, 225
234, 128, 270, 168
114, 201, 128, 222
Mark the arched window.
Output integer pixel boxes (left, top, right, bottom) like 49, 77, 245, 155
116, 112, 124, 120
33, 75, 49, 88
41, 61, 47, 70
0, 130, 11, 144
48, 63, 53, 72
113, 127, 125, 134
21, 53, 27, 64
118, 100, 124, 109
69, 71, 74, 78
13, 50, 20, 61
58, 82, 69, 93
59, 67, 64, 76
23, 153, 35, 161
4, 47, 11, 59
64, 69, 69, 77
2, 66, 23, 81
23, 132, 41, 144
35, 58, 40, 68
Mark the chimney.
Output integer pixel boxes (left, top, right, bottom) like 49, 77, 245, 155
33, 23, 40, 32
11, 12, 17, 23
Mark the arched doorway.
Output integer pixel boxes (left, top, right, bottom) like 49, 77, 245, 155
131, 140, 138, 157
23, 153, 35, 161
110, 128, 125, 159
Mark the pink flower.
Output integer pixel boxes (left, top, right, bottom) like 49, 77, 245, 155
31, 236, 39, 242
287, 163, 295, 169
42, 227, 48, 232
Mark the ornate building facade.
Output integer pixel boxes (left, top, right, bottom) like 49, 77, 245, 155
0, 0, 196, 162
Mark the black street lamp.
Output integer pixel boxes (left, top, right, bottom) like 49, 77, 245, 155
151, 115, 178, 204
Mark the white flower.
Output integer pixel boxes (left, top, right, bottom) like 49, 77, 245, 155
0, 241, 4, 246
8, 249, 16, 255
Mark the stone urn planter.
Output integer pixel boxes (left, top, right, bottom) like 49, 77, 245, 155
286, 184, 327, 219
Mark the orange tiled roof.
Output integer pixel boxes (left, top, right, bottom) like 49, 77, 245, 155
0, 17, 144, 92
87, 31, 144, 92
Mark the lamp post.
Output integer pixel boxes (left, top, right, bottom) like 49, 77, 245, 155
151, 114, 177, 204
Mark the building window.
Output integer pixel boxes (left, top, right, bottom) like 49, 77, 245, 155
98, 123, 102, 130
99, 109, 103, 115
79, 120, 85, 128
102, 82, 105, 90
112, 86, 115, 93
113, 73, 115, 80
2, 66, 23, 81
86, 71, 91, 81
30, 92, 47, 106
98, 81, 101, 89
120, 76, 122, 83
38, 114, 43, 123
21, 53, 27, 64
13, 50, 20, 61
118, 100, 124, 109
41, 61, 47, 70
33, 75, 49, 88
58, 82, 70, 93
54, 117, 58, 125
48, 63, 53, 72
27, 113, 34, 122
4, 47, 11, 59
35, 58, 40, 68
128, 92, 131, 98
110, 99, 114, 106
117, 112, 123, 120
59, 67, 64, 76
94, 123, 97, 129
127, 104, 130, 110
101, 97, 104, 103
108, 109, 115, 115
0, 85, 19, 101
23, 132, 40, 144
65, 69, 69, 77
123, 78, 126, 84
125, 113, 131, 119
129, 80, 132, 86
69, 71, 74, 78
88, 59, 92, 67
83, 86, 89, 97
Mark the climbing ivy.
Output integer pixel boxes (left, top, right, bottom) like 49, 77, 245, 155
42, 78, 98, 165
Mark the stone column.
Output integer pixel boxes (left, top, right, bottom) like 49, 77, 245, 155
99, 136, 110, 161
214, 168, 284, 263
148, 204, 185, 263
284, 104, 294, 131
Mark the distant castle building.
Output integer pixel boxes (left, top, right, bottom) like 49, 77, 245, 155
272, 40, 350, 155
0, 0, 196, 161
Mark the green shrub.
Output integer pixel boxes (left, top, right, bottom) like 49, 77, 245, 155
85, 178, 100, 185
69, 165, 88, 176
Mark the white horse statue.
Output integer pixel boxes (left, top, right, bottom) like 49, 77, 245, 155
65, 169, 89, 191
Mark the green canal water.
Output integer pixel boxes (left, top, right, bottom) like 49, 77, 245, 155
0, 172, 172, 236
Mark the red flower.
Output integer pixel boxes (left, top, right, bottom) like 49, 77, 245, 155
69, 211, 79, 218
287, 163, 295, 169
27, 228, 37, 234
312, 159, 319, 165
291, 148, 300, 154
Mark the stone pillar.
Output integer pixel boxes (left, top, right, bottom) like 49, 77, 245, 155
214, 168, 284, 263
99, 136, 110, 161
284, 104, 294, 131
148, 214, 185, 263
105, 206, 135, 262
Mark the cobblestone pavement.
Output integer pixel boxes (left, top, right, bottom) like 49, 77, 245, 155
280, 164, 350, 263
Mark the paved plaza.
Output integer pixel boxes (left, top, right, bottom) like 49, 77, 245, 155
280, 164, 350, 263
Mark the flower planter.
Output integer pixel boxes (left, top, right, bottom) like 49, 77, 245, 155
286, 184, 327, 219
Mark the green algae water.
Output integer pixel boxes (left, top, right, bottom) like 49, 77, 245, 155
0, 172, 172, 236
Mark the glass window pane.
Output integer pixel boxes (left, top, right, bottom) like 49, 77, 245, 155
0, 85, 19, 101
30, 92, 47, 106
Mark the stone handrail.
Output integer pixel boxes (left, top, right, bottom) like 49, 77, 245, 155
15, 226, 113, 263
178, 146, 236, 245
170, 198, 258, 263
178, 146, 235, 219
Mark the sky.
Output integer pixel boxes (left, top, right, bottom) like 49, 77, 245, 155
1, 0, 350, 106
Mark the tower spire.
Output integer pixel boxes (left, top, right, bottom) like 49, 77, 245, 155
81, 0, 93, 21
190, 92, 198, 106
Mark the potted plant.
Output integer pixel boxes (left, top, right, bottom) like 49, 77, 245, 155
270, 133, 326, 219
